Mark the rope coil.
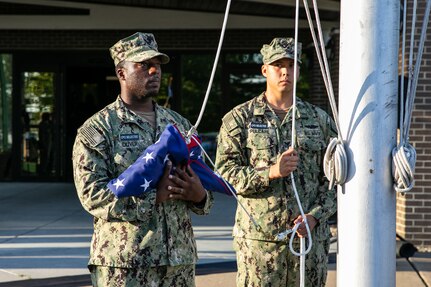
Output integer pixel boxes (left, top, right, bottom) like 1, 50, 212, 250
392, 143, 416, 193
324, 138, 348, 190
303, 0, 348, 189
393, 0, 431, 193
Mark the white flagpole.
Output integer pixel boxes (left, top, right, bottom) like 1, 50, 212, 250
337, 0, 399, 286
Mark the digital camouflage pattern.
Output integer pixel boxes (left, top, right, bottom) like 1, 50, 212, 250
109, 32, 170, 66
234, 237, 329, 287
260, 37, 302, 64
73, 96, 213, 271
215, 93, 337, 286
90, 264, 195, 287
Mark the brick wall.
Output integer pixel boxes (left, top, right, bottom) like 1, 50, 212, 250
309, 47, 327, 109
309, 29, 340, 112
396, 1, 431, 251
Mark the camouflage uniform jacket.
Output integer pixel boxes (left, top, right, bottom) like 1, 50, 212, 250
73, 96, 213, 269
215, 93, 337, 242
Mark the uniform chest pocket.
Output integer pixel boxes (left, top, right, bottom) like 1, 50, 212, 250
113, 134, 151, 172
245, 131, 276, 168
296, 128, 327, 152
296, 128, 327, 177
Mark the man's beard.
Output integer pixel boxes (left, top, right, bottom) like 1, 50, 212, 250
144, 89, 159, 99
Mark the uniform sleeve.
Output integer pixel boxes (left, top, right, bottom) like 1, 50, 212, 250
215, 113, 270, 196
188, 189, 214, 215
308, 114, 338, 223
308, 177, 336, 223
72, 125, 156, 223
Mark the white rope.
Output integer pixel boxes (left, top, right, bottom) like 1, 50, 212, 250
190, 135, 260, 228
187, 0, 232, 138
303, 0, 347, 190
300, 237, 306, 287
399, 0, 408, 146
404, 0, 418, 144
277, 6, 312, 287
392, 143, 416, 193
403, 0, 431, 139
180, 0, 261, 229
291, 0, 314, 254
392, 0, 431, 194
324, 137, 348, 190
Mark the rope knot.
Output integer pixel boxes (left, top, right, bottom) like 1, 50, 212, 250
324, 137, 348, 190
392, 143, 416, 194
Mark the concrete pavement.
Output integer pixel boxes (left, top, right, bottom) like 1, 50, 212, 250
0, 182, 430, 286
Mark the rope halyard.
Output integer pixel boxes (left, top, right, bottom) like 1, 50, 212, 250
392, 0, 431, 194
275, 1, 312, 286
182, 0, 261, 228
190, 136, 260, 228
303, 0, 347, 190
187, 0, 232, 139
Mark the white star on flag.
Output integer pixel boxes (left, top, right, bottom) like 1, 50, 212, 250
113, 178, 125, 190
107, 124, 236, 198
142, 152, 154, 163
191, 149, 202, 159
140, 178, 152, 191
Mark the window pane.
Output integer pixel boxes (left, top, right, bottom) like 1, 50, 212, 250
228, 71, 266, 108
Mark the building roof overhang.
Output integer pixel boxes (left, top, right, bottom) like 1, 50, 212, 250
0, 0, 340, 30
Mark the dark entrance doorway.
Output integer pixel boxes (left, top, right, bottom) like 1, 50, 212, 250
12, 54, 63, 181
10, 51, 115, 181
9, 50, 180, 181
64, 66, 118, 180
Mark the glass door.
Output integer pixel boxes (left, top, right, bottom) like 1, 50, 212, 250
0, 54, 12, 181
11, 51, 119, 181
19, 71, 61, 179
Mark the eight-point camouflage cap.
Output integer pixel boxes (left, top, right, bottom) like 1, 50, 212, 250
260, 37, 302, 64
110, 32, 170, 66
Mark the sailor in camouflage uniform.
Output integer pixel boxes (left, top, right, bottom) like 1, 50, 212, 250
72, 32, 213, 287
215, 38, 337, 286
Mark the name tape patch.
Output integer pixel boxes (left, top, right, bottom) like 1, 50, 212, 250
120, 134, 140, 141
249, 122, 268, 130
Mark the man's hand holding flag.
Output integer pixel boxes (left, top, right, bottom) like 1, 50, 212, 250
107, 124, 236, 198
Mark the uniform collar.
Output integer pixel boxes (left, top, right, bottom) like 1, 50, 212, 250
253, 93, 268, 116
254, 92, 306, 120
115, 95, 158, 123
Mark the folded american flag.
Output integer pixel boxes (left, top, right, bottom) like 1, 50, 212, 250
107, 124, 235, 197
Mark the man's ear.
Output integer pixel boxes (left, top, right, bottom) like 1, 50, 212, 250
116, 67, 126, 81
261, 64, 267, 77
